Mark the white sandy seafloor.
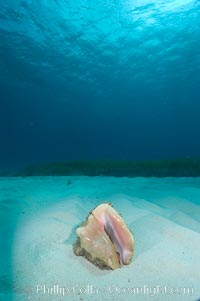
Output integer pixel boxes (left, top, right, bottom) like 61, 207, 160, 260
0, 176, 200, 301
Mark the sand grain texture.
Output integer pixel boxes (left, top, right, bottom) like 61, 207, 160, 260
0, 176, 199, 301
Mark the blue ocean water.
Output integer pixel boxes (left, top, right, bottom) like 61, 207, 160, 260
1, 3, 200, 300
0, 0, 200, 170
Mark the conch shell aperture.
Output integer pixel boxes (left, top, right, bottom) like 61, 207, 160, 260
74, 203, 134, 270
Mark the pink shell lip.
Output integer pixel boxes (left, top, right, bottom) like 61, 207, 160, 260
74, 202, 134, 269
89, 202, 134, 266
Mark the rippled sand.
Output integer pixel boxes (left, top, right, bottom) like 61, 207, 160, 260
0, 176, 200, 301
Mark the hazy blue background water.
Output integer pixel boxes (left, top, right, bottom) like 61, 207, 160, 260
1, 0, 200, 170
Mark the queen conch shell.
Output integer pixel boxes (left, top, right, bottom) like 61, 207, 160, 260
74, 203, 134, 270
